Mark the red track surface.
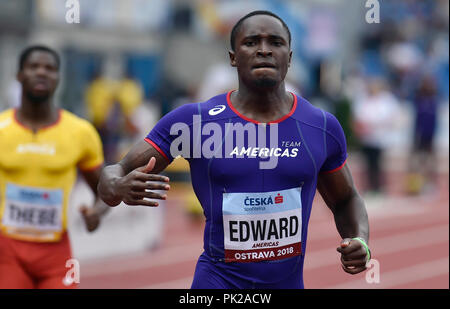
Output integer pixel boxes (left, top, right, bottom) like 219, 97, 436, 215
80, 160, 449, 289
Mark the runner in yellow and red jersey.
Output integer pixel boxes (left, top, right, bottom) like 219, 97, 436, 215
0, 45, 107, 289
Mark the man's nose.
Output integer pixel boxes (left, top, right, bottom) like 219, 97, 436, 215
257, 41, 272, 57
35, 66, 50, 77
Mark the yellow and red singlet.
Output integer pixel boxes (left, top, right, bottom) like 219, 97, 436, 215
0, 108, 103, 242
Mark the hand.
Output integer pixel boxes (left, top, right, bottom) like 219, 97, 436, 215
115, 157, 170, 207
80, 205, 100, 232
336, 238, 369, 274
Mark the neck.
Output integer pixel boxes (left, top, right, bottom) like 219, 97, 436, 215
17, 95, 58, 130
231, 81, 293, 122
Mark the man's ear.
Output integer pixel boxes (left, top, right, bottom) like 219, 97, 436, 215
229, 50, 237, 67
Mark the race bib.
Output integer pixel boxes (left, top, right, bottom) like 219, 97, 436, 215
2, 183, 63, 241
223, 187, 302, 263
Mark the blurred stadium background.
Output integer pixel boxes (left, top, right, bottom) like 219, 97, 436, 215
0, 0, 448, 289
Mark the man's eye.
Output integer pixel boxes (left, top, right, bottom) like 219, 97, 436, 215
272, 41, 282, 46
245, 41, 255, 46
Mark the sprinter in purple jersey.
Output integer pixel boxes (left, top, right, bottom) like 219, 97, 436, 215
98, 10, 370, 289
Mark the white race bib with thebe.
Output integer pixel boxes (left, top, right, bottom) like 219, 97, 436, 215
2, 183, 63, 241
223, 187, 302, 263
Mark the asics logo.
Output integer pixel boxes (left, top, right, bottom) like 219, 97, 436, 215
208, 105, 226, 116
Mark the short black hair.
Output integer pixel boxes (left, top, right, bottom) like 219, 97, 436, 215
18, 45, 60, 72
230, 10, 291, 51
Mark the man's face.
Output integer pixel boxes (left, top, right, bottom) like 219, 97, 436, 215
17, 51, 59, 103
230, 15, 292, 89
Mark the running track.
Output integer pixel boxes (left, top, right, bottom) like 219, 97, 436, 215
79, 158, 449, 289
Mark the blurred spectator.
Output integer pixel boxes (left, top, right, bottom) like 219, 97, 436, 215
84, 72, 116, 164
84, 71, 143, 164
84, 71, 116, 129
405, 75, 439, 195
352, 77, 400, 195
115, 72, 142, 136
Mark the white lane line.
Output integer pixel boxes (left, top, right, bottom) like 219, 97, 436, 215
305, 224, 449, 270
81, 243, 202, 278
327, 257, 449, 289
308, 203, 446, 242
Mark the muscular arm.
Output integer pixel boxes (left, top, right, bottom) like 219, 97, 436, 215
317, 163, 370, 274
98, 140, 171, 207
119, 139, 170, 175
317, 164, 369, 241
